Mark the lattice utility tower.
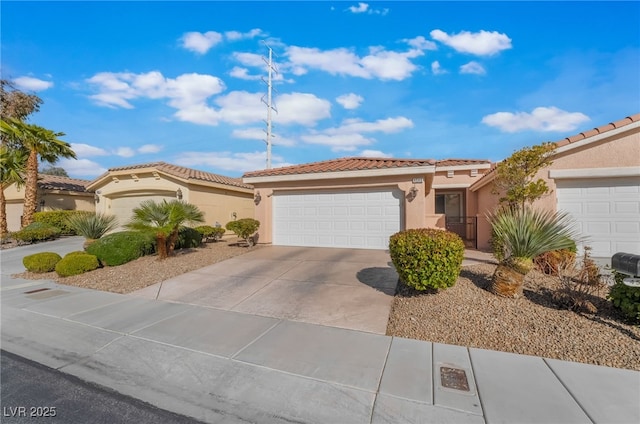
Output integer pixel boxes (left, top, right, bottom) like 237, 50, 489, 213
261, 42, 279, 169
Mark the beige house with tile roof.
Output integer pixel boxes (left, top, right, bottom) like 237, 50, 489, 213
244, 113, 639, 258
87, 162, 255, 231
243, 157, 492, 249
3, 175, 95, 231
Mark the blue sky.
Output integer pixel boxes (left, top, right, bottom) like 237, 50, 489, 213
2, 1, 639, 179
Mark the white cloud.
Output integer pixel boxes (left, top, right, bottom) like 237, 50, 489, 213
301, 116, 413, 152
285, 45, 421, 81
431, 61, 447, 75
430, 29, 512, 56
229, 67, 262, 81
231, 128, 296, 147
70, 143, 109, 157
481, 107, 591, 133
336, 93, 364, 110
274, 93, 331, 126
181, 31, 223, 54
13, 76, 53, 91
57, 158, 107, 178
224, 28, 264, 41
87, 71, 226, 125
115, 147, 135, 157
346, 2, 389, 15
360, 149, 392, 158
174, 150, 292, 173
233, 52, 265, 67
138, 144, 163, 154
460, 61, 486, 75
403, 36, 437, 51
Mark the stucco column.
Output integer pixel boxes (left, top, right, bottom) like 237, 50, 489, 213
253, 188, 273, 244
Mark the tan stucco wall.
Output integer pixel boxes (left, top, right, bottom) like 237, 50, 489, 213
91, 171, 254, 233
473, 126, 640, 250
250, 173, 435, 245
3, 184, 95, 231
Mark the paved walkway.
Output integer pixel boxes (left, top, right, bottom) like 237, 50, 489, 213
1, 238, 638, 423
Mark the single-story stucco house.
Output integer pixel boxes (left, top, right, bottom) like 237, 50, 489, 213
87, 162, 255, 230
244, 113, 640, 260
3, 174, 95, 232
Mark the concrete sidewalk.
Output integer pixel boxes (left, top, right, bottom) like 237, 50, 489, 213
1, 239, 639, 423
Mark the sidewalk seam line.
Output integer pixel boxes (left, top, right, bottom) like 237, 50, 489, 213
542, 358, 596, 424
467, 348, 488, 423
229, 319, 283, 359
368, 336, 393, 424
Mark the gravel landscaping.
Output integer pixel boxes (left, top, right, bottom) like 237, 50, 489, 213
387, 263, 640, 371
9, 239, 639, 371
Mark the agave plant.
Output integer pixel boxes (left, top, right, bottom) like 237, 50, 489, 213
487, 207, 581, 298
66, 213, 119, 241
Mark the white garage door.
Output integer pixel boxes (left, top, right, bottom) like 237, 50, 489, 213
273, 189, 403, 249
556, 177, 640, 259
110, 194, 175, 230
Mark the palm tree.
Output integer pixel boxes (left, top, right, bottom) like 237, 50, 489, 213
487, 207, 580, 298
1, 118, 76, 227
0, 145, 28, 238
125, 199, 205, 260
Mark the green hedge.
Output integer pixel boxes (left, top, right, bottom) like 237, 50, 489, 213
389, 228, 465, 290
12, 222, 62, 243
23, 252, 62, 273
34, 210, 93, 235
175, 226, 203, 249
86, 231, 156, 266
608, 272, 640, 323
55, 253, 100, 277
194, 225, 226, 242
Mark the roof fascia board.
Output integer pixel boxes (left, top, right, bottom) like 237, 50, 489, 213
435, 163, 492, 172
549, 166, 640, 179
554, 121, 640, 155
243, 165, 436, 184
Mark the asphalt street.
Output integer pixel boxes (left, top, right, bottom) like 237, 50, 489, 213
0, 350, 205, 424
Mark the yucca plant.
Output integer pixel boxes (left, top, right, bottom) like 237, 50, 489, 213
66, 213, 119, 242
487, 207, 580, 298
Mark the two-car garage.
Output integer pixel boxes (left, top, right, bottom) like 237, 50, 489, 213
272, 189, 404, 250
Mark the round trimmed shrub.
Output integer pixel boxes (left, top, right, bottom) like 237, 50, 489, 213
175, 226, 203, 249
23, 252, 62, 273
65, 251, 90, 257
12, 222, 62, 243
389, 228, 465, 290
608, 272, 640, 323
55, 253, 99, 277
85, 231, 155, 266
194, 225, 226, 242
226, 218, 260, 246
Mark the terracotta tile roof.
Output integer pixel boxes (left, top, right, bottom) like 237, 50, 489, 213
436, 159, 492, 167
102, 162, 253, 190
37, 175, 93, 193
470, 112, 640, 190
243, 157, 437, 178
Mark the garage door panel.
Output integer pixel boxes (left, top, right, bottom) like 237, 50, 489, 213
556, 177, 640, 259
273, 188, 402, 250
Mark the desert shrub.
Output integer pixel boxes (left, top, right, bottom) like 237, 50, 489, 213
34, 210, 92, 235
66, 213, 118, 240
553, 246, 606, 313
534, 241, 577, 276
22, 252, 62, 273
226, 218, 260, 246
195, 225, 226, 242
389, 228, 465, 290
12, 222, 62, 243
55, 253, 100, 277
608, 271, 640, 323
175, 226, 203, 249
65, 251, 89, 257
86, 231, 155, 266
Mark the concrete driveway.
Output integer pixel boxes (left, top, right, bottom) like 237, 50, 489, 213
131, 246, 399, 334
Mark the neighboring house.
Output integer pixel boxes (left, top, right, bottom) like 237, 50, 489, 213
3, 174, 95, 231
471, 113, 640, 260
243, 157, 492, 250
87, 162, 255, 230
244, 113, 640, 259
